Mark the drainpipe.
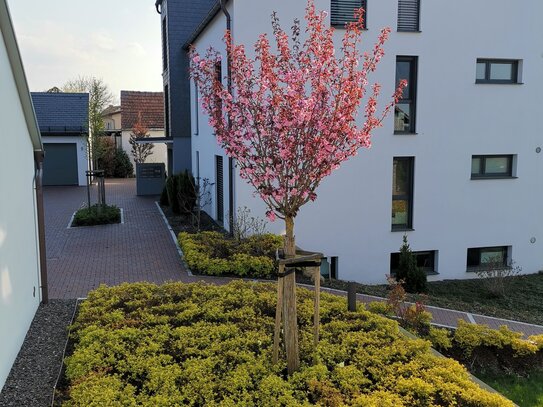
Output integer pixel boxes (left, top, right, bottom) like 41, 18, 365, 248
220, 0, 235, 234
34, 150, 48, 304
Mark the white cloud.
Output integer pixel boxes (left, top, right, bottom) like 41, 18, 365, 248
127, 42, 147, 57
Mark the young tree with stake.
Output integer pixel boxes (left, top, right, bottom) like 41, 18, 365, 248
190, 0, 405, 374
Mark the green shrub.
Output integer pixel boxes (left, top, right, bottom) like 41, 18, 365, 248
159, 183, 169, 206
113, 149, 133, 178
395, 234, 427, 293
177, 170, 197, 214
178, 231, 282, 278
63, 281, 513, 406
165, 175, 180, 214
72, 204, 121, 227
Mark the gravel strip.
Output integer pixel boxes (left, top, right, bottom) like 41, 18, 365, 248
0, 300, 76, 407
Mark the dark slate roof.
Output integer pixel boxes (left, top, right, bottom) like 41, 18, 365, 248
120, 91, 164, 130
31, 92, 89, 134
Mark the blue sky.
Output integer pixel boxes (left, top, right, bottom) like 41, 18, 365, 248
8, 0, 163, 103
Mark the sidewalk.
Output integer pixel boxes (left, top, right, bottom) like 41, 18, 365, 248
312, 286, 543, 336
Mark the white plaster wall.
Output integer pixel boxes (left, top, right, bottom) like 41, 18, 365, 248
191, 4, 234, 229
0, 32, 41, 391
193, 0, 543, 283
121, 130, 168, 170
42, 135, 88, 186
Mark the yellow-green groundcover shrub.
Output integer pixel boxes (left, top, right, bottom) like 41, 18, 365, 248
178, 231, 282, 278
62, 281, 512, 406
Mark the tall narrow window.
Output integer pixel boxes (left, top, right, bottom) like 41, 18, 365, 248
395, 56, 418, 133
196, 151, 200, 185
164, 85, 169, 137
392, 157, 414, 230
162, 17, 168, 71
397, 0, 420, 32
215, 155, 224, 223
331, 0, 367, 28
194, 81, 199, 135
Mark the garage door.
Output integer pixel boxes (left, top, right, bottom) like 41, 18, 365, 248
43, 143, 79, 186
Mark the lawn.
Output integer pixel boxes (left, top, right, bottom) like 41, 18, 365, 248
324, 273, 543, 325
477, 371, 543, 407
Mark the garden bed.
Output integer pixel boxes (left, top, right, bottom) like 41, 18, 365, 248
57, 281, 512, 406
71, 204, 121, 227
320, 273, 543, 326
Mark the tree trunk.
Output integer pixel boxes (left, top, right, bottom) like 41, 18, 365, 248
283, 216, 300, 374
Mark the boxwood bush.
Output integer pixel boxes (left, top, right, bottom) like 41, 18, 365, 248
72, 204, 121, 227
178, 231, 283, 278
62, 281, 513, 406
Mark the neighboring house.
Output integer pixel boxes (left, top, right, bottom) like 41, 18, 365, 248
186, 0, 543, 283
155, 0, 216, 176
31, 92, 89, 186
0, 0, 48, 390
119, 91, 168, 169
102, 104, 122, 149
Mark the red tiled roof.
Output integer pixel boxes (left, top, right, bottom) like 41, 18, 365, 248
120, 91, 164, 130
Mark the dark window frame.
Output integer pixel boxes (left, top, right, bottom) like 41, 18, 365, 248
194, 81, 199, 135
394, 56, 418, 134
164, 85, 170, 138
397, 0, 421, 32
392, 156, 414, 231
162, 17, 168, 71
466, 246, 508, 271
390, 250, 437, 274
471, 154, 514, 179
330, 0, 367, 29
476, 59, 519, 84
215, 155, 224, 224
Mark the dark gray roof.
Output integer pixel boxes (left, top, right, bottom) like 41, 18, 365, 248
31, 92, 89, 135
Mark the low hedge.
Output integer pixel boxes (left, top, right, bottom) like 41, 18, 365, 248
429, 321, 543, 374
178, 231, 283, 278
72, 204, 121, 227
62, 281, 512, 406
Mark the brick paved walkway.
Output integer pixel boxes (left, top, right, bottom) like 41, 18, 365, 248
44, 179, 198, 299
44, 179, 543, 336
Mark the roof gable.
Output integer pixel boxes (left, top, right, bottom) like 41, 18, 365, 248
120, 91, 164, 130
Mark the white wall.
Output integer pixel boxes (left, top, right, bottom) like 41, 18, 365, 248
0, 31, 41, 391
42, 135, 88, 186
121, 129, 168, 170
192, 0, 543, 283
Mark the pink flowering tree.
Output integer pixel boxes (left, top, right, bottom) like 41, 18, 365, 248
190, 0, 405, 373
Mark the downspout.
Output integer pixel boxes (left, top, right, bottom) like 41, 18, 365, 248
34, 150, 48, 304
220, 0, 235, 234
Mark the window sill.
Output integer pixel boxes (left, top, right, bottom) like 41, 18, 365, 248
391, 227, 414, 232
397, 30, 421, 33
470, 176, 517, 180
331, 24, 367, 30
394, 132, 418, 136
475, 81, 524, 85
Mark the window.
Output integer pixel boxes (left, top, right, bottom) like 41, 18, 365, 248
471, 155, 513, 178
395, 56, 418, 133
392, 157, 414, 230
195, 151, 200, 185
467, 246, 508, 270
215, 155, 224, 223
194, 81, 199, 135
164, 85, 169, 137
215, 61, 222, 83
331, 0, 367, 28
397, 0, 420, 32
476, 59, 519, 84
391, 250, 436, 274
162, 17, 168, 71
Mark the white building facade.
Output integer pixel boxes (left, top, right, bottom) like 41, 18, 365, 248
189, 0, 543, 283
0, 0, 46, 390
